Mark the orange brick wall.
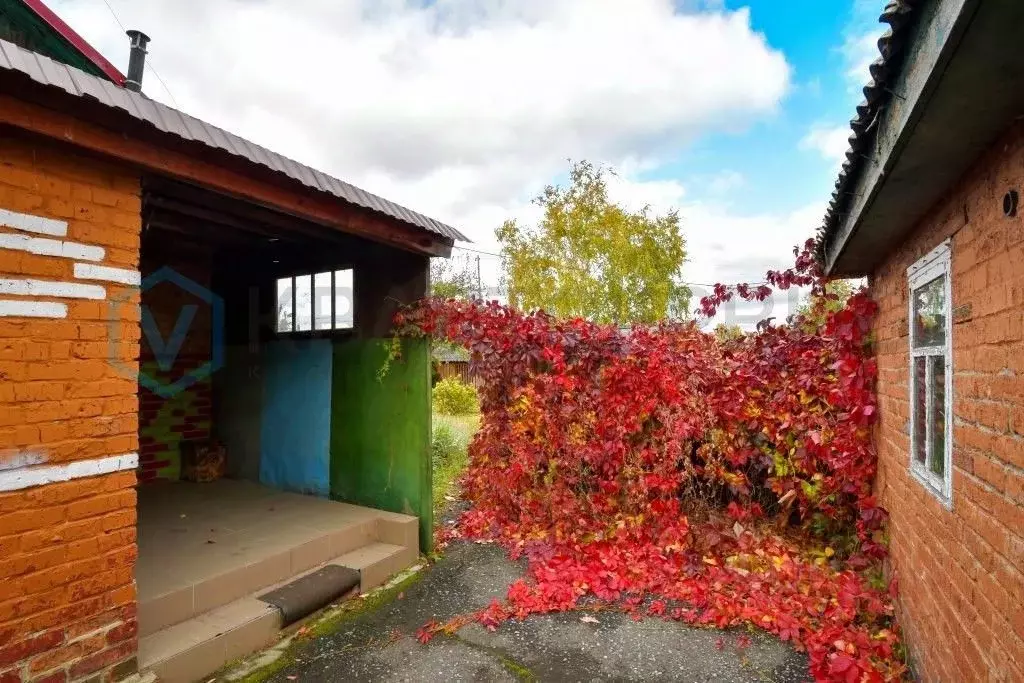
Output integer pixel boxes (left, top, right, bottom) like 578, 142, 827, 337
871, 121, 1024, 682
0, 132, 141, 682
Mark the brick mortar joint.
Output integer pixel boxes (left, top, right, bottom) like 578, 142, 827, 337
66, 617, 130, 646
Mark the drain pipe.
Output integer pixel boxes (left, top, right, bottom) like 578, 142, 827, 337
125, 30, 151, 92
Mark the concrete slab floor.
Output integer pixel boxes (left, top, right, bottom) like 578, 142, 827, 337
136, 479, 382, 605
219, 540, 812, 683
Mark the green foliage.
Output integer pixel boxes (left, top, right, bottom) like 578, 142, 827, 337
431, 415, 476, 514
713, 323, 745, 342
432, 377, 479, 415
497, 160, 690, 325
431, 421, 461, 467
430, 255, 476, 299
375, 336, 403, 383
795, 279, 856, 331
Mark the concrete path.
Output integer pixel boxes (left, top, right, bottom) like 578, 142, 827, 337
239, 539, 811, 683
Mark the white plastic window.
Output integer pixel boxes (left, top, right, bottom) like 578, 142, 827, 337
276, 268, 354, 333
907, 240, 953, 506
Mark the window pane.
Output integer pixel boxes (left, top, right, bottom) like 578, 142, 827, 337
930, 356, 946, 476
335, 269, 354, 329
913, 274, 946, 348
314, 272, 332, 330
295, 274, 313, 331
276, 277, 293, 333
913, 356, 927, 465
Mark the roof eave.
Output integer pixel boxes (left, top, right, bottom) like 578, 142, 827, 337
825, 0, 1024, 277
0, 35, 468, 253
820, 0, 976, 276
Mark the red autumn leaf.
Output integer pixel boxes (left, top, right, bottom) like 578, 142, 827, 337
399, 239, 905, 682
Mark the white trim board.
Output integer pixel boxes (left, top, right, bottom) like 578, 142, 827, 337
74, 263, 141, 286
0, 232, 105, 262
0, 208, 68, 237
0, 279, 106, 300
0, 453, 138, 492
0, 299, 68, 318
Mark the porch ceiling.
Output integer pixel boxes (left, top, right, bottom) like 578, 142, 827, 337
142, 176, 374, 256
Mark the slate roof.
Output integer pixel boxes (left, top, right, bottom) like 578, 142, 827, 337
0, 36, 468, 244
816, 0, 922, 264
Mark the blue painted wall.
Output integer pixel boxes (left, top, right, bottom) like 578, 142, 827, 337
259, 339, 332, 496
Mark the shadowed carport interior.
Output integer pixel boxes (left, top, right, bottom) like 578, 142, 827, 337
137, 175, 433, 539
134, 177, 431, 682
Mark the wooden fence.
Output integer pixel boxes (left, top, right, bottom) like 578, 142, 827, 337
436, 360, 479, 386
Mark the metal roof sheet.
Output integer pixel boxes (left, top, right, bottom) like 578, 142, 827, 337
0, 37, 467, 244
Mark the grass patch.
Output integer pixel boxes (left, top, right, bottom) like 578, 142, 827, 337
499, 654, 537, 681
432, 413, 478, 514
305, 568, 425, 639
223, 567, 426, 682
232, 648, 295, 683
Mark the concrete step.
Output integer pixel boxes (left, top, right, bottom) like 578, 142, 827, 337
377, 513, 420, 551
139, 597, 280, 683
139, 541, 419, 682
138, 518, 378, 638
335, 541, 418, 592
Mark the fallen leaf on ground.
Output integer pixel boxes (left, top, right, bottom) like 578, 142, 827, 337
579, 615, 599, 624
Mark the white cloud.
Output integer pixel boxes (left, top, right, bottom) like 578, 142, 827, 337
800, 124, 850, 165
841, 29, 881, 90
706, 170, 745, 195
55, 0, 789, 248
604, 173, 820, 328
51, 0, 813, 327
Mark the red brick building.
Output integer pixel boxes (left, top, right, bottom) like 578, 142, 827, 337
820, 1, 1024, 680
0, 5, 462, 682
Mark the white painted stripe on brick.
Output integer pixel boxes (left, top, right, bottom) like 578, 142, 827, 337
0, 278, 106, 300
0, 233, 105, 262
0, 208, 68, 236
74, 263, 141, 286
0, 453, 138, 492
0, 299, 68, 318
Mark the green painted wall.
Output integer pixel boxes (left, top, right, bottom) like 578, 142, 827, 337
330, 337, 432, 550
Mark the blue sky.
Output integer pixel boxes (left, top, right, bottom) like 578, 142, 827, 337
58, 0, 886, 323
647, 0, 878, 215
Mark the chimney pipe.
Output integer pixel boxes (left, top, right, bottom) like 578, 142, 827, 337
125, 30, 150, 92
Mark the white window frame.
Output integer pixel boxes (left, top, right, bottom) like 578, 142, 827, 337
907, 239, 953, 507
276, 268, 354, 334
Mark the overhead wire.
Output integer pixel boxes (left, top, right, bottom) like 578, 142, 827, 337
449, 245, 770, 290
99, 0, 181, 109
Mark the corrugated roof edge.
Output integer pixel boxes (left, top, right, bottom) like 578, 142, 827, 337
0, 36, 469, 245
816, 0, 922, 268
